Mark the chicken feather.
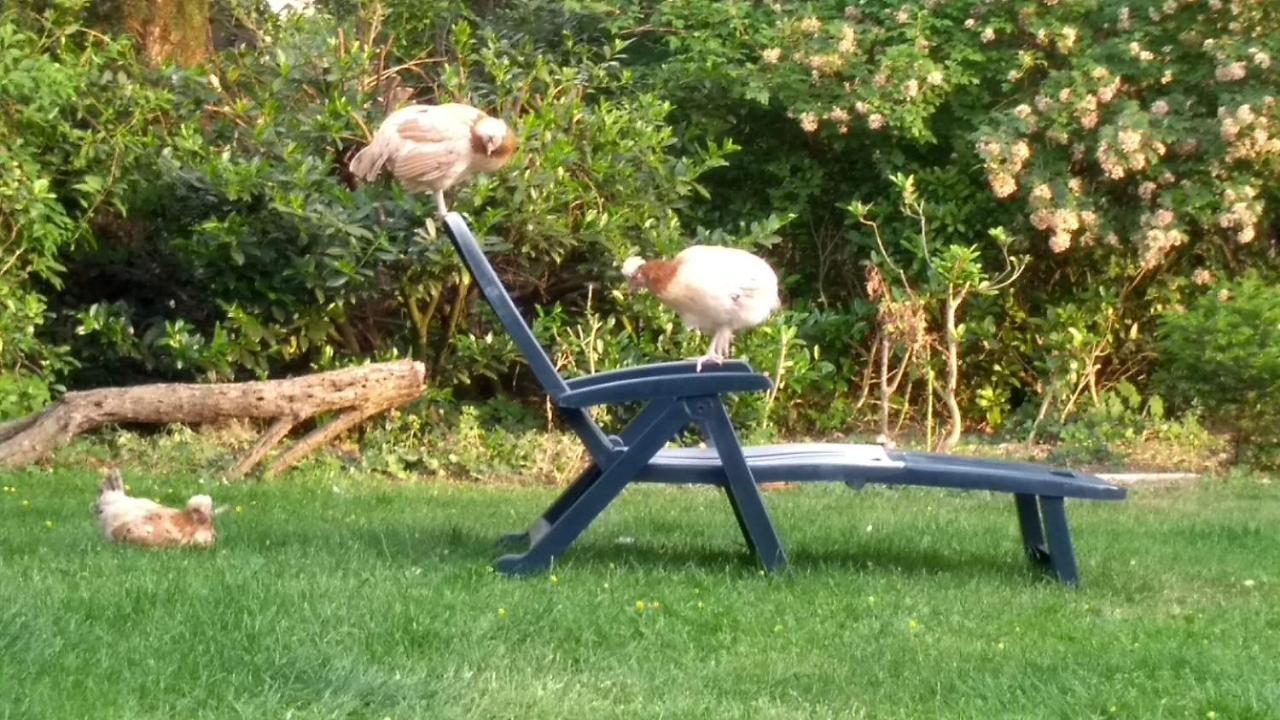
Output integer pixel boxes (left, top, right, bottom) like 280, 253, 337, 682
348, 103, 517, 216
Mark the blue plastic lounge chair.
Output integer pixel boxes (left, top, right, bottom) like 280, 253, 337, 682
442, 212, 1127, 585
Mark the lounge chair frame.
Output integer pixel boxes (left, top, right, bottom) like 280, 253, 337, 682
442, 213, 1126, 585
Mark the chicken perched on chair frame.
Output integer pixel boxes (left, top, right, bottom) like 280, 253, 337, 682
348, 102, 517, 216
93, 469, 217, 549
622, 246, 781, 371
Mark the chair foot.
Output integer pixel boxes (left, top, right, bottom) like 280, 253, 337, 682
493, 551, 554, 577
1014, 494, 1080, 586
1039, 496, 1080, 587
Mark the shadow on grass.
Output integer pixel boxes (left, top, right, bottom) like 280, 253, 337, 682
563, 537, 1050, 584
311, 519, 1061, 586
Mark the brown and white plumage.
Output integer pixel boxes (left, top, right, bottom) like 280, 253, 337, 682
623, 246, 781, 371
347, 103, 517, 216
92, 469, 217, 549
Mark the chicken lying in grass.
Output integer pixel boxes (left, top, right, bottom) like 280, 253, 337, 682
622, 246, 781, 371
348, 102, 518, 216
92, 469, 217, 549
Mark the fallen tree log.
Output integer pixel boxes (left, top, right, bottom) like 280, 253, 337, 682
0, 360, 427, 478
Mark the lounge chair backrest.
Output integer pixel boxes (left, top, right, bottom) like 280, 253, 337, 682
442, 214, 570, 400
443, 214, 619, 464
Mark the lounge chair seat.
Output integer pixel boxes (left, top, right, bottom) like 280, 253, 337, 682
641, 444, 1125, 498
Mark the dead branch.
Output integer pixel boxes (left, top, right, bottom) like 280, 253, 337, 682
0, 360, 426, 478
225, 416, 299, 481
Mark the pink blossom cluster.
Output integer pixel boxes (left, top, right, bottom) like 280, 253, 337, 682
1027, 182, 1100, 253
1217, 184, 1262, 245
1219, 101, 1280, 162
977, 138, 1032, 198
1096, 126, 1166, 181
1139, 208, 1187, 270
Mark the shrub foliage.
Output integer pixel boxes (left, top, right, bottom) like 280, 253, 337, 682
1, 0, 1277, 456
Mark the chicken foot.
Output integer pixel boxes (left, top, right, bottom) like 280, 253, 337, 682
695, 328, 735, 372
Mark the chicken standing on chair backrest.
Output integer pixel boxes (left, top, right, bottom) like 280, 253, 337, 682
347, 103, 517, 216
92, 468, 217, 549
622, 246, 781, 371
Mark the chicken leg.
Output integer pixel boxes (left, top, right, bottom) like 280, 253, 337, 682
434, 189, 448, 217
695, 328, 734, 372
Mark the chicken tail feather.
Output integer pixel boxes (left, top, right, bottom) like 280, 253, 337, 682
348, 135, 392, 182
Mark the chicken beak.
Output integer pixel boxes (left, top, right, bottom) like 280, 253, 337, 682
628, 275, 644, 292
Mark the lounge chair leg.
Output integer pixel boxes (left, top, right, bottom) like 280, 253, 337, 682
1014, 493, 1050, 566
494, 405, 692, 576
501, 399, 682, 549
1038, 496, 1080, 587
699, 399, 788, 573
497, 464, 601, 549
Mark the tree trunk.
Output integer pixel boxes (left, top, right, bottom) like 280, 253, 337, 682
937, 290, 965, 454
0, 360, 426, 478
879, 333, 892, 439
117, 0, 213, 67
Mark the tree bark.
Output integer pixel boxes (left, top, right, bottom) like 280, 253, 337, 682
0, 360, 426, 478
117, 0, 213, 67
937, 290, 965, 454
879, 334, 892, 439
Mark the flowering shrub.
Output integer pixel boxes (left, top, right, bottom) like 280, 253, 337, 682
602, 0, 1279, 438
740, 0, 1280, 268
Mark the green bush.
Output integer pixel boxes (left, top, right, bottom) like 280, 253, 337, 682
582, 0, 1280, 438
1157, 275, 1280, 461
0, 3, 167, 401
4, 0, 1279, 456
47, 10, 734, 389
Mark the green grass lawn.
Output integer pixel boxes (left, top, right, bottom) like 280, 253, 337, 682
1, 459, 1277, 719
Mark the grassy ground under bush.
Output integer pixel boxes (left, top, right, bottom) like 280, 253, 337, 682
1, 447, 1277, 719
